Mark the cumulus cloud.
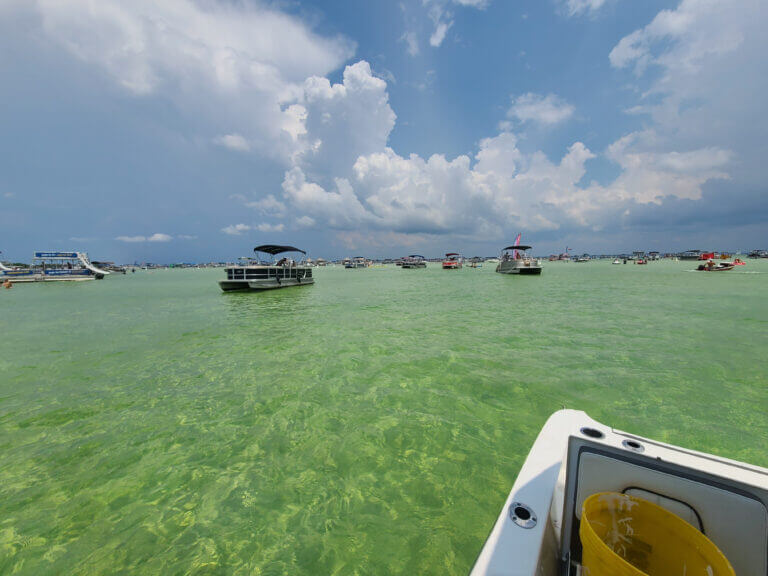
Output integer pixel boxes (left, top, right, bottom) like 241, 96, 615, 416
288, 61, 396, 182
221, 224, 252, 236
10, 0, 355, 160
606, 0, 764, 218
116, 235, 147, 243
262, 58, 736, 243
214, 134, 250, 152
256, 223, 284, 233
507, 93, 575, 126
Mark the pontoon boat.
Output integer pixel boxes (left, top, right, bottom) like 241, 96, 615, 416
442, 253, 463, 269
401, 255, 427, 269
496, 245, 542, 275
219, 245, 314, 291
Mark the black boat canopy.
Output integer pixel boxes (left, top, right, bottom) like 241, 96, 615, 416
502, 245, 532, 251
408, 255, 426, 259
445, 252, 460, 256
253, 245, 306, 255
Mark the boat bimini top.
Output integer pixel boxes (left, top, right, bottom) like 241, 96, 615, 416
502, 245, 532, 251
253, 245, 306, 255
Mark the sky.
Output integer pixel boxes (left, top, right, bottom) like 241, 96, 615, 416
0, 0, 766, 262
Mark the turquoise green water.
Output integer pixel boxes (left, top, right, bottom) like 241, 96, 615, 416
1, 261, 767, 575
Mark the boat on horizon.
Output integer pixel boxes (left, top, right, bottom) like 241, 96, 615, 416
471, 409, 768, 576
495, 241, 542, 275
442, 252, 463, 269
219, 245, 314, 291
0, 251, 109, 283
345, 256, 368, 269
401, 255, 427, 269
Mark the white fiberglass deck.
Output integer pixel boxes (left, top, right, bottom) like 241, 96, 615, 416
471, 410, 768, 575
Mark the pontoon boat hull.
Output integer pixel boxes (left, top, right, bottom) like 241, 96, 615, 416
219, 278, 315, 291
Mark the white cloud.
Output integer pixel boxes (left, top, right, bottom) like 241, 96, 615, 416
268, 60, 731, 243
404, 0, 488, 54
11, 0, 355, 160
221, 224, 252, 236
118, 233, 173, 243
507, 93, 575, 126
289, 61, 396, 181
177, 235, 197, 240
214, 133, 250, 152
564, 0, 610, 17
607, 0, 764, 204
429, 20, 453, 47
401, 31, 419, 57
256, 223, 284, 233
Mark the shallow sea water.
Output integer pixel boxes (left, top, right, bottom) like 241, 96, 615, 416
1, 260, 767, 575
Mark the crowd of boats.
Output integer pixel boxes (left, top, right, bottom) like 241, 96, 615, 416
2, 242, 764, 290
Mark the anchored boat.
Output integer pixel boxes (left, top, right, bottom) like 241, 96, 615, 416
345, 256, 368, 269
496, 245, 542, 275
401, 255, 427, 269
442, 253, 463, 269
471, 409, 768, 576
219, 245, 314, 292
0, 252, 109, 283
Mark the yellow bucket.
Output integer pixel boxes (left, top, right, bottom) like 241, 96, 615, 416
580, 492, 735, 576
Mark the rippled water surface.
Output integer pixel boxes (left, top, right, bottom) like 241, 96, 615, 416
2, 261, 767, 574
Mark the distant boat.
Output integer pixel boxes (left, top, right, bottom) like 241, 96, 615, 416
0, 251, 109, 283
401, 255, 427, 269
345, 256, 368, 269
574, 255, 590, 263
612, 259, 621, 265
680, 249, 703, 260
442, 252, 463, 269
696, 261, 734, 272
219, 245, 314, 291
496, 240, 542, 275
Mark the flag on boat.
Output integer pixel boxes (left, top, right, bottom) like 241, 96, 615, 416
513, 233, 521, 258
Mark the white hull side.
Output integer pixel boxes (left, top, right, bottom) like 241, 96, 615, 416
219, 278, 315, 291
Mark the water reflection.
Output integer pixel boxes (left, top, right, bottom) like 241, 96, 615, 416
221, 285, 313, 320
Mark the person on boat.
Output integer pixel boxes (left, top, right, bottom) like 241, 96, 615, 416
707, 259, 715, 269
3, 279, 12, 289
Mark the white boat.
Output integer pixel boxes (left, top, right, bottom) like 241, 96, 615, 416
0, 251, 109, 283
401, 255, 427, 268
612, 258, 622, 265
345, 256, 368, 269
471, 409, 768, 576
442, 252, 463, 269
219, 245, 314, 291
496, 245, 542, 275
